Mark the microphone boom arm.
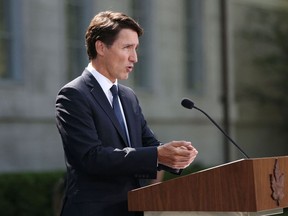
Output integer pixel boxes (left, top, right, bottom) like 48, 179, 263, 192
194, 106, 249, 158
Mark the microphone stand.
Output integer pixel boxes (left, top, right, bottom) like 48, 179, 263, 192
193, 105, 249, 159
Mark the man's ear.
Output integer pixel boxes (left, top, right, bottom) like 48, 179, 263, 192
95, 40, 106, 56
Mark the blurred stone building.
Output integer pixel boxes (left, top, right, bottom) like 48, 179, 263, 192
0, 0, 287, 172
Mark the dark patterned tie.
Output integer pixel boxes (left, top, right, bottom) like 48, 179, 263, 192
110, 85, 130, 146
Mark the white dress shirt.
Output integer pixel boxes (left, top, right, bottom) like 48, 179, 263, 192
86, 63, 131, 145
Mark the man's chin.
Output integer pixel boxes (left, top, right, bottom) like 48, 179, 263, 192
119, 74, 129, 80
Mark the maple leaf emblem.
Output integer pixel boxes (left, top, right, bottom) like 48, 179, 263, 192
270, 159, 285, 206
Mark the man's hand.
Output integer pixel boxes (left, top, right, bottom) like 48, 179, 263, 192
157, 141, 198, 169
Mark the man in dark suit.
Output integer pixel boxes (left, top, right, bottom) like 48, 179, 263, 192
55, 11, 198, 216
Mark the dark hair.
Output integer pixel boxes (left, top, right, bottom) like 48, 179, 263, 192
85, 11, 143, 60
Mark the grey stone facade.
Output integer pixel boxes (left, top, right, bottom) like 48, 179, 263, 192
0, 0, 287, 173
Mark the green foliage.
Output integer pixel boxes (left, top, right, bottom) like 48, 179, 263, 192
282, 208, 288, 215
0, 169, 287, 215
240, 6, 288, 129
0, 171, 65, 216
163, 162, 206, 181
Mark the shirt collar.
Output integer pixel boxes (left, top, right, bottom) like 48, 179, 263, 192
86, 62, 118, 93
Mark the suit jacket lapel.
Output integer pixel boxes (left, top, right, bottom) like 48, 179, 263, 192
82, 70, 129, 147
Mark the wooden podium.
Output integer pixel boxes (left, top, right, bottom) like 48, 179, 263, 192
128, 156, 288, 216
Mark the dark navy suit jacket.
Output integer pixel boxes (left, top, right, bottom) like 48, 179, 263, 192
56, 70, 161, 216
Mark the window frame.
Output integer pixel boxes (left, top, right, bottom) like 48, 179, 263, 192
0, 0, 22, 82
131, 0, 154, 90
184, 0, 204, 93
65, 0, 93, 80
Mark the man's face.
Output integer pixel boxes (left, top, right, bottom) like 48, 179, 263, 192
101, 29, 139, 83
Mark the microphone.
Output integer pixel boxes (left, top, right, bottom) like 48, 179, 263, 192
181, 98, 249, 158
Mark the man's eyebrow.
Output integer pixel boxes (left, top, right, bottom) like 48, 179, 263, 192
124, 42, 138, 46
123, 43, 139, 48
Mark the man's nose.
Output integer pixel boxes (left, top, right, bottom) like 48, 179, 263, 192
129, 50, 138, 63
